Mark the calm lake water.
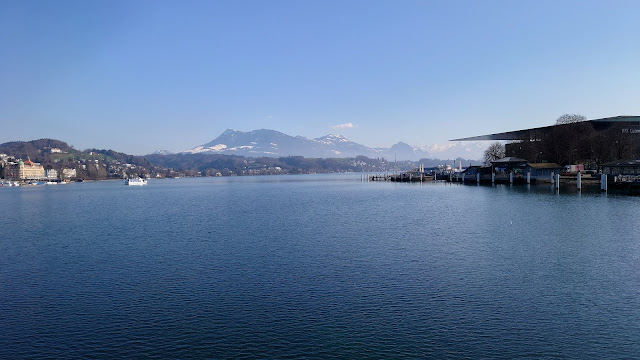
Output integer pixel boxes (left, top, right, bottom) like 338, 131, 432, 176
1, 174, 639, 359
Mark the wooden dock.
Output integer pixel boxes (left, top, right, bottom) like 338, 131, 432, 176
367, 174, 435, 182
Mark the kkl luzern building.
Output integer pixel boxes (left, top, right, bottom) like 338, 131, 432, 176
452, 115, 640, 168
5, 159, 46, 180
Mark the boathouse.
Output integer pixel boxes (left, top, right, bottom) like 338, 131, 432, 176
491, 157, 527, 174
601, 159, 640, 175
461, 165, 492, 181
525, 163, 563, 180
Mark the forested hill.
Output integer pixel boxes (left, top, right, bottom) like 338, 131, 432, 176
0, 139, 73, 162
0, 139, 150, 167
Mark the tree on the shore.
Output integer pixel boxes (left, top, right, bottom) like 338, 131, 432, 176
484, 142, 505, 165
556, 114, 586, 125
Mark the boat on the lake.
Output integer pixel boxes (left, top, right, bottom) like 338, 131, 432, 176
125, 178, 148, 186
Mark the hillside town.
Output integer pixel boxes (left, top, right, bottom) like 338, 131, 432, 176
0, 146, 185, 185
0, 152, 154, 185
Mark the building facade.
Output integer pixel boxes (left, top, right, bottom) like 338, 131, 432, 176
5, 159, 46, 180
45, 169, 59, 179
62, 168, 77, 179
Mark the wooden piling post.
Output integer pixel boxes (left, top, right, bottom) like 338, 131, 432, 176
555, 174, 560, 190
527, 171, 531, 184
577, 172, 581, 190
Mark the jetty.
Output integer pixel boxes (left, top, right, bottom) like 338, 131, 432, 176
363, 156, 640, 194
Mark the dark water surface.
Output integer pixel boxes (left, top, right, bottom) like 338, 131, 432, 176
1, 175, 639, 359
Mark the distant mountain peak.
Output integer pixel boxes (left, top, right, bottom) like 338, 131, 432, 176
221, 128, 239, 135
314, 134, 351, 144
151, 149, 173, 155
182, 128, 481, 160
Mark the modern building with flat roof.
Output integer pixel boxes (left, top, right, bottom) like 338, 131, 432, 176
451, 115, 640, 167
451, 115, 640, 141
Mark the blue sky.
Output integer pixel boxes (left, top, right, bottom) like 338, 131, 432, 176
1, 0, 639, 155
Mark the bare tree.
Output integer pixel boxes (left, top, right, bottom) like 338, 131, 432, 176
556, 114, 586, 125
484, 142, 505, 165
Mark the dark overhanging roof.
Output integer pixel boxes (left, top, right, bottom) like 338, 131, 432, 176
490, 157, 527, 164
450, 115, 640, 141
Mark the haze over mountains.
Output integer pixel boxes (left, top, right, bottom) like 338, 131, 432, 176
173, 129, 485, 161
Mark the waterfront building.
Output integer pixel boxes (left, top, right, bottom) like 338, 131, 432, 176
45, 169, 59, 179
451, 115, 640, 166
601, 160, 640, 179
4, 159, 46, 180
62, 168, 77, 179
461, 165, 491, 178
598, 159, 640, 189
490, 157, 528, 175
452, 115, 640, 142
525, 163, 563, 180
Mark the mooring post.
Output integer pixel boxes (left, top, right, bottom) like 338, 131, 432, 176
601, 174, 607, 192
555, 173, 560, 190
462, 173, 465, 183
527, 171, 531, 184
550, 171, 555, 184
577, 172, 581, 190
491, 172, 495, 184
509, 172, 513, 184
476, 173, 480, 184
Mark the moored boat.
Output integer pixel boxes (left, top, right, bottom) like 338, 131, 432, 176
125, 178, 148, 186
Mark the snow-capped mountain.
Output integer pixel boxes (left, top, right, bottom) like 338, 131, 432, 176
186, 129, 386, 159
182, 129, 484, 160
151, 149, 174, 155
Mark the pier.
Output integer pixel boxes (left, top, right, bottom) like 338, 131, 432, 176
363, 170, 633, 194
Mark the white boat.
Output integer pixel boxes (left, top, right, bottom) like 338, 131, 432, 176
125, 178, 148, 186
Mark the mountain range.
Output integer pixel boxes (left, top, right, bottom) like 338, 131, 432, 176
174, 129, 485, 161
